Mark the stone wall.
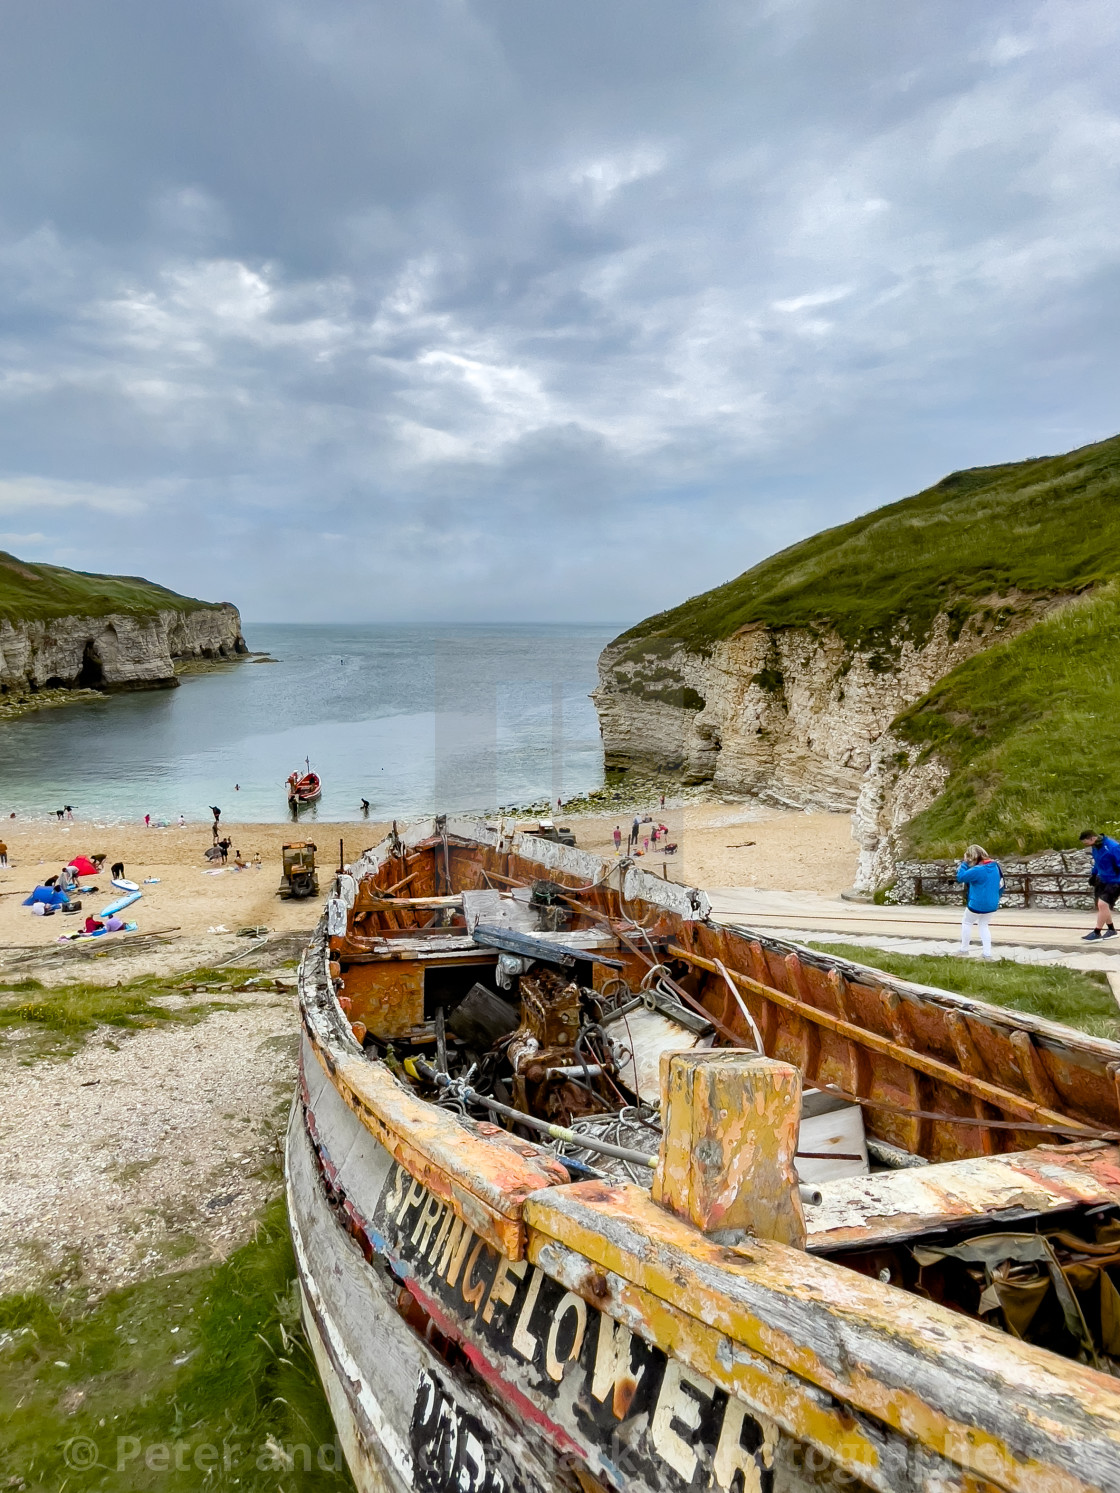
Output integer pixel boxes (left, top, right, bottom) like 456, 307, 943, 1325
892, 848, 1094, 909
0, 603, 246, 695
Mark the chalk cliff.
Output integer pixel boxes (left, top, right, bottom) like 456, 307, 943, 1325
0, 603, 246, 694
592, 429, 1120, 889
595, 600, 1052, 817
0, 550, 246, 696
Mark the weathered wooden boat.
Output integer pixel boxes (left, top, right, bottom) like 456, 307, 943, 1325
288, 816, 1120, 1493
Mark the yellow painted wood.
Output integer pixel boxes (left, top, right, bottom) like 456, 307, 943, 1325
309, 1037, 566, 1257
652, 1050, 805, 1247
524, 1181, 1120, 1493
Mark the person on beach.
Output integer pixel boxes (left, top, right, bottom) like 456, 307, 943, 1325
210, 806, 221, 841
631, 815, 640, 850
1079, 829, 1120, 940
954, 845, 1002, 959
144, 814, 150, 829
217, 837, 232, 863
613, 826, 622, 852
660, 793, 666, 809
0, 839, 7, 868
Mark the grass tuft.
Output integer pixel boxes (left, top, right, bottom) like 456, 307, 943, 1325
0, 1196, 353, 1491
894, 584, 1120, 857
0, 969, 263, 1063
809, 942, 1120, 1039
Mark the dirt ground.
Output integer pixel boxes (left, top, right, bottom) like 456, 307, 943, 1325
0, 803, 858, 961
0, 981, 299, 1297
559, 799, 859, 895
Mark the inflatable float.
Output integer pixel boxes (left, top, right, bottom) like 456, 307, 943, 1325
100, 889, 142, 917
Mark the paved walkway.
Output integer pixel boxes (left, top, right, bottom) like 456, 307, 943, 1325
704, 888, 1120, 983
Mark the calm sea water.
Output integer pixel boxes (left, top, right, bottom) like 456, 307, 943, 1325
0, 624, 619, 824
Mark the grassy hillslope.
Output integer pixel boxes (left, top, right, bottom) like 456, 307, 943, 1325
895, 585, 1120, 858
614, 433, 1120, 654
0, 551, 210, 625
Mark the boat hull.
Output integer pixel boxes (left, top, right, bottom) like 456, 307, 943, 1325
288, 815, 1120, 1493
287, 1044, 622, 1493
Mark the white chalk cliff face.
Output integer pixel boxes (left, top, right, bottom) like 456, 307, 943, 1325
595, 599, 1061, 889
0, 604, 246, 694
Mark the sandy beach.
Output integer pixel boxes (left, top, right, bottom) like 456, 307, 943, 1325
0, 818, 393, 963
0, 800, 858, 960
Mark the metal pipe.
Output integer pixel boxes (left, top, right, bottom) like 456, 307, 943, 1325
412, 1059, 656, 1169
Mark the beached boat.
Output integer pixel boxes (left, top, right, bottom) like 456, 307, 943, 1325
287, 816, 1120, 1493
287, 769, 322, 806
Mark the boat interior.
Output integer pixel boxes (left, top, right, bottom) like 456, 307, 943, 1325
323, 825, 1120, 1377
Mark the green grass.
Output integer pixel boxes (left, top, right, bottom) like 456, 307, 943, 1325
0, 551, 215, 625
611, 432, 1120, 656
809, 942, 1120, 1040
0, 1196, 353, 1492
0, 968, 263, 1063
894, 585, 1120, 858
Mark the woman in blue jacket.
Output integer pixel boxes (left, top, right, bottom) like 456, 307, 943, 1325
955, 844, 1002, 959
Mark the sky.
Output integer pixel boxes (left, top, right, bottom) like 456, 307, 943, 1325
0, 0, 1118, 625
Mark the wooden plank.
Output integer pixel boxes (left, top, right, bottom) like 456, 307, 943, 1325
668, 945, 1098, 1136
360, 894, 464, 912
525, 1181, 1120, 1493
806, 1142, 1120, 1251
528, 1236, 998, 1493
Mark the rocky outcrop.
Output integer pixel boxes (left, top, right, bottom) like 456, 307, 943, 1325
0, 604, 246, 695
596, 596, 1066, 887
850, 732, 951, 891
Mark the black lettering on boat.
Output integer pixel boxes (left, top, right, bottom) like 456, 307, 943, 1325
411, 1368, 519, 1493
375, 1164, 777, 1492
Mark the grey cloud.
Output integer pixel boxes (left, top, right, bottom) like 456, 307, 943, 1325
0, 0, 1117, 621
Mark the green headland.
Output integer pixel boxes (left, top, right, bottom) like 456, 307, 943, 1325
0, 551, 211, 625
611, 432, 1120, 859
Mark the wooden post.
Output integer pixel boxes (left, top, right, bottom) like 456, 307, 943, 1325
652, 1050, 806, 1249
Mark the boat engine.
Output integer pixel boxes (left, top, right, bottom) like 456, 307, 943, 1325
507, 965, 614, 1124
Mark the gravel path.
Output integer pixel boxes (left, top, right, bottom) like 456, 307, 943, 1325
0, 989, 299, 1296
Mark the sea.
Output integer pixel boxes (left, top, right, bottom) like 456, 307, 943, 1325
0, 623, 621, 824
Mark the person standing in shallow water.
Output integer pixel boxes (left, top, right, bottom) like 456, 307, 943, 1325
954, 844, 1002, 959
1080, 829, 1120, 940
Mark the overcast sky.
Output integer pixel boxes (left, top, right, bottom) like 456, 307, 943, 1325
0, 0, 1117, 624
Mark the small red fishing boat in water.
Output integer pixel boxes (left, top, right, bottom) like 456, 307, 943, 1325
287, 765, 322, 806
